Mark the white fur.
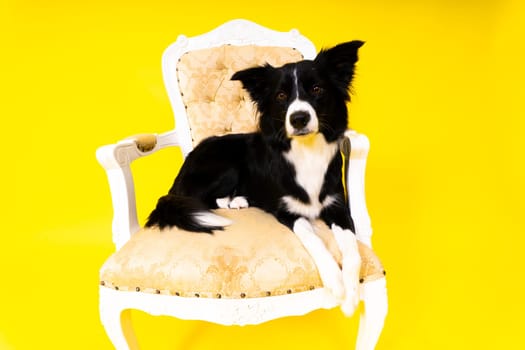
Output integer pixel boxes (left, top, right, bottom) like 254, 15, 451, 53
216, 197, 230, 209
293, 218, 344, 300
285, 99, 319, 137
193, 212, 232, 228
282, 195, 336, 219
216, 196, 249, 209
283, 133, 339, 218
229, 196, 249, 209
331, 223, 362, 316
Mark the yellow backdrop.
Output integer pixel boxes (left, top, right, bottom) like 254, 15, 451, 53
2, 0, 524, 349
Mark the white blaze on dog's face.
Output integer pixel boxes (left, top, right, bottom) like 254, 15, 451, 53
285, 68, 319, 137
231, 40, 364, 144
285, 99, 319, 137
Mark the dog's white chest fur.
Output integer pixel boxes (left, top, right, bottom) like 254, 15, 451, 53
282, 133, 338, 218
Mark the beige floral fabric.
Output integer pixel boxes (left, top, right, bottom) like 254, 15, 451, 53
176, 45, 304, 145
100, 208, 385, 299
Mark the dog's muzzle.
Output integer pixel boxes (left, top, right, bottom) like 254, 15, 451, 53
285, 100, 319, 137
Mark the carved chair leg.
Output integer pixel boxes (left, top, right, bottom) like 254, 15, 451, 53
100, 306, 139, 350
355, 278, 388, 350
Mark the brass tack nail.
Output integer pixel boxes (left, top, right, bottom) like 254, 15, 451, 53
265, 291, 271, 296
155, 289, 161, 294
383, 270, 387, 276
286, 289, 292, 294
100, 281, 105, 286
240, 293, 246, 298
216, 293, 222, 299
195, 293, 200, 298
359, 278, 365, 283
309, 286, 315, 290
114, 286, 119, 291
175, 292, 180, 296
136, 287, 140, 292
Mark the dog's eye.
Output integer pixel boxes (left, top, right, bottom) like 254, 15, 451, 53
311, 85, 323, 96
276, 91, 288, 102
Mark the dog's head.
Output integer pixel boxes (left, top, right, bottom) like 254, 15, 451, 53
231, 41, 364, 143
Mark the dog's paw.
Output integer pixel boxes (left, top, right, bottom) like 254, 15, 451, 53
340, 284, 360, 316
216, 196, 249, 210
294, 218, 345, 300
216, 197, 231, 209
322, 266, 345, 301
340, 254, 361, 315
331, 224, 361, 316
229, 196, 249, 209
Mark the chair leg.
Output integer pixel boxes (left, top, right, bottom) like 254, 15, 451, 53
355, 278, 388, 350
100, 306, 139, 350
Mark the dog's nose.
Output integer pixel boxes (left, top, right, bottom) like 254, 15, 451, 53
289, 111, 310, 129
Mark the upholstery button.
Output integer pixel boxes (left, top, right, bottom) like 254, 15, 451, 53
136, 287, 141, 292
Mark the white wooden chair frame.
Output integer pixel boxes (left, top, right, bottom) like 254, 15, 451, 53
96, 19, 387, 350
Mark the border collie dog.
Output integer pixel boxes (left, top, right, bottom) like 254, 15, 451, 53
147, 41, 364, 314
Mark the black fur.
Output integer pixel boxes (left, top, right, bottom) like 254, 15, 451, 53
146, 41, 364, 233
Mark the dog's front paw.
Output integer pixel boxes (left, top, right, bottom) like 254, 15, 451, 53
322, 266, 345, 301
331, 224, 361, 316
216, 197, 231, 209
229, 196, 249, 209
293, 218, 345, 300
341, 290, 360, 316
216, 196, 249, 209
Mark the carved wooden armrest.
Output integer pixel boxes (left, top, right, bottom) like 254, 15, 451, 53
126, 133, 158, 153
342, 130, 373, 247
96, 130, 179, 249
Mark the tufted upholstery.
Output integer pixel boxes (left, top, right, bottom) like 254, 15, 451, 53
100, 208, 385, 299
176, 45, 304, 145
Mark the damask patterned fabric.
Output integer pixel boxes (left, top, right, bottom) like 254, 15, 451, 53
100, 208, 384, 299
176, 45, 304, 145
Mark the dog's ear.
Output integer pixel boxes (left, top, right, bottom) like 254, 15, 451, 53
231, 64, 275, 103
314, 41, 364, 98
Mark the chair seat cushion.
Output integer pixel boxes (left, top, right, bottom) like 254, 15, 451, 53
100, 208, 384, 299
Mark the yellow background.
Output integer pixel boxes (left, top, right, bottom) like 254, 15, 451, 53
2, 0, 524, 349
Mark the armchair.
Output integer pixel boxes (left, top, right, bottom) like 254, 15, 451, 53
96, 19, 387, 350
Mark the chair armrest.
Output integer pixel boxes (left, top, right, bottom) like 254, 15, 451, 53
342, 130, 373, 247
96, 130, 179, 250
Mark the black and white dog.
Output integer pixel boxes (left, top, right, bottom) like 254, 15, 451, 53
147, 41, 364, 313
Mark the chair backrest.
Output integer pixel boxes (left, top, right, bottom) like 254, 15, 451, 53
162, 19, 317, 157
